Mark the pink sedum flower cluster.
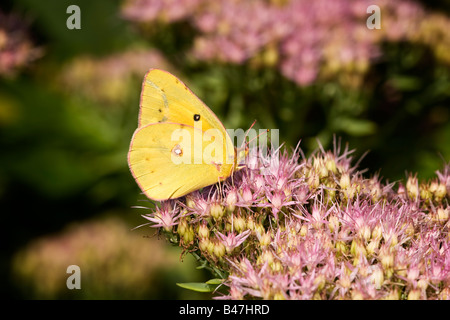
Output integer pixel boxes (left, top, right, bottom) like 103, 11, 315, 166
0, 11, 42, 77
138, 140, 450, 300
122, 0, 450, 86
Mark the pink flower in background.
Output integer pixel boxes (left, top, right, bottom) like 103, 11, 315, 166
122, 0, 450, 86
0, 11, 42, 77
58, 48, 171, 105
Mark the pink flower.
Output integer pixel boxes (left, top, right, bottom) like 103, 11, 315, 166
216, 230, 251, 253
141, 202, 180, 231
132, 142, 450, 300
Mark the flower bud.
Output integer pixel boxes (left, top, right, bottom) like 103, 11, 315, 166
371, 225, 382, 240
206, 239, 215, 255
407, 266, 420, 283
186, 196, 195, 209
336, 240, 348, 255
350, 239, 367, 259
226, 189, 238, 212
319, 165, 328, 179
255, 175, 265, 192
406, 175, 419, 199
366, 238, 380, 256
340, 173, 351, 190
385, 288, 400, 300
370, 184, 381, 202
429, 180, 438, 193
308, 172, 320, 189
234, 215, 247, 233
358, 225, 371, 242
351, 289, 364, 300
434, 207, 449, 223
183, 225, 194, 244
254, 223, 265, 236
328, 215, 340, 233
242, 185, 253, 203
439, 287, 450, 300
247, 215, 255, 230
259, 231, 272, 247
211, 202, 224, 220
199, 238, 210, 252
419, 183, 432, 201
434, 183, 447, 201
404, 223, 415, 238
379, 245, 394, 270
338, 273, 351, 289
259, 250, 274, 266
273, 292, 286, 300
314, 274, 326, 291
213, 241, 226, 258
197, 222, 209, 239
325, 154, 337, 173
370, 266, 384, 289
417, 279, 428, 291
177, 218, 188, 236
407, 289, 421, 300
300, 224, 308, 237
271, 261, 283, 272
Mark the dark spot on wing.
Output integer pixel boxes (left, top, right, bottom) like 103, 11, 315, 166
194, 114, 200, 121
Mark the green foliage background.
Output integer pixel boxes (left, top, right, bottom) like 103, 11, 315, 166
0, 0, 449, 299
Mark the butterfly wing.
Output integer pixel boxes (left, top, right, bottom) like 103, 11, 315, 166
128, 122, 234, 201
139, 69, 222, 127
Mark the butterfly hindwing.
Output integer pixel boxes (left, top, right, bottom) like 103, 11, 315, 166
128, 122, 234, 201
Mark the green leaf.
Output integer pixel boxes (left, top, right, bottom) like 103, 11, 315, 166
389, 76, 421, 91
176, 282, 218, 293
205, 278, 224, 285
335, 117, 377, 136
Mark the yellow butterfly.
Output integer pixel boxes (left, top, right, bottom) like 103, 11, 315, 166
128, 69, 240, 201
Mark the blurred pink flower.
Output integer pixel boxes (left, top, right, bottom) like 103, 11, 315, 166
0, 11, 42, 77
122, 0, 450, 86
58, 48, 171, 104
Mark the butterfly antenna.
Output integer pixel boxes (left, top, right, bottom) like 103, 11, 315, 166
242, 128, 270, 161
239, 120, 257, 150
247, 129, 269, 148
